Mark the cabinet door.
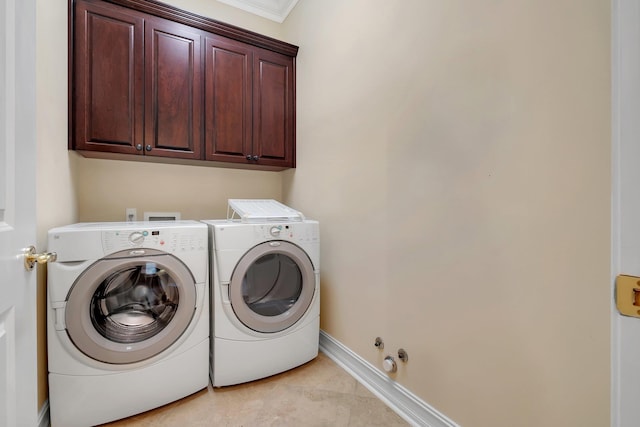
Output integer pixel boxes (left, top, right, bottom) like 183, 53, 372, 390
252, 48, 295, 168
73, 0, 144, 154
145, 17, 202, 159
204, 35, 252, 164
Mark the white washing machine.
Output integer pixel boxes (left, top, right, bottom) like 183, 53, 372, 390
46, 221, 209, 427
202, 214, 320, 387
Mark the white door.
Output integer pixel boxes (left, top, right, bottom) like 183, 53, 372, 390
0, 0, 39, 426
612, 1, 640, 426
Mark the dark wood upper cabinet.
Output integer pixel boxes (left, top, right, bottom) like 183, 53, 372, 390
252, 48, 295, 168
70, 0, 298, 170
204, 35, 252, 164
145, 16, 202, 159
73, 0, 144, 154
203, 37, 294, 168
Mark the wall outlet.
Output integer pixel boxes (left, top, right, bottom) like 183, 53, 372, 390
125, 208, 137, 222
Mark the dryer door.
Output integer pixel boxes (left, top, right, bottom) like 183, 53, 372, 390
64, 249, 197, 364
229, 241, 316, 333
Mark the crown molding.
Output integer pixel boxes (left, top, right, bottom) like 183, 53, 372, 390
98, 0, 299, 55
217, 0, 298, 23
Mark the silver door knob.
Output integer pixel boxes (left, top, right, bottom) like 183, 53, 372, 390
23, 245, 57, 271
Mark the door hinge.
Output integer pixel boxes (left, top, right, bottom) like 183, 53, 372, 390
616, 275, 640, 318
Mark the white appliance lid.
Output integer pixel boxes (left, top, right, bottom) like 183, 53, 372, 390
227, 199, 305, 222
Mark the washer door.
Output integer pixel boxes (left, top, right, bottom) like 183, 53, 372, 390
229, 241, 315, 333
65, 249, 196, 364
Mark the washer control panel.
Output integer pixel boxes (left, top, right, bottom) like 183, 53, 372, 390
102, 228, 206, 254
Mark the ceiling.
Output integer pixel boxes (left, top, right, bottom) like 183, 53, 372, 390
216, 0, 299, 23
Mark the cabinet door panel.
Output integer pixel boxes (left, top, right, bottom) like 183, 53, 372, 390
74, 0, 143, 154
253, 48, 295, 168
204, 36, 252, 163
145, 18, 202, 159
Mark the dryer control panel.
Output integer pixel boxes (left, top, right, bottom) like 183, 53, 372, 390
254, 222, 319, 244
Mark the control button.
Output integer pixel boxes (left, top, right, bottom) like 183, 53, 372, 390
129, 231, 145, 245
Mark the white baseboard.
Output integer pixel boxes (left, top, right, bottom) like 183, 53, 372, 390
319, 330, 459, 427
38, 400, 49, 427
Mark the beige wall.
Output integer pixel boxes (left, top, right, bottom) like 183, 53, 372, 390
282, 1, 611, 426
37, 0, 77, 248
75, 158, 282, 221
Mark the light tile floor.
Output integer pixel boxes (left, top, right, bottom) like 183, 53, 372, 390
99, 352, 408, 427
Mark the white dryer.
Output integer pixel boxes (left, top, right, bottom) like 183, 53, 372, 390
202, 216, 320, 387
46, 221, 209, 427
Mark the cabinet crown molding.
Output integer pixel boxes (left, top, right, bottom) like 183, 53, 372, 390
97, 0, 298, 56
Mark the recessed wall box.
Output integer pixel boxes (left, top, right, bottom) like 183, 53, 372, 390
143, 211, 181, 221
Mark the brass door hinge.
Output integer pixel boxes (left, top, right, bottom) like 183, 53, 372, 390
616, 275, 640, 318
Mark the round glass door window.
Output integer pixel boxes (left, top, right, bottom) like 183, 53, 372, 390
229, 241, 316, 333
65, 249, 196, 364
91, 263, 178, 343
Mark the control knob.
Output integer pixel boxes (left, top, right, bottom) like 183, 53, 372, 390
270, 226, 281, 237
129, 231, 145, 245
